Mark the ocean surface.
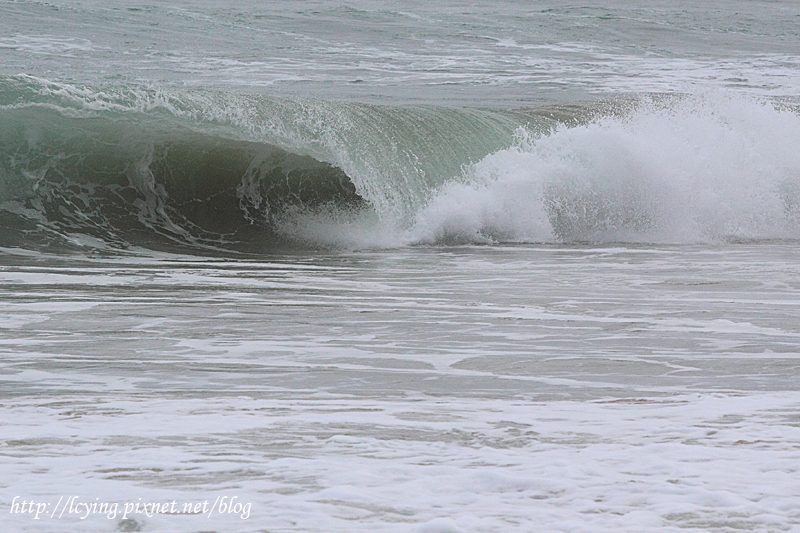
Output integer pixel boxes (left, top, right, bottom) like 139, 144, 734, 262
2, 1, 800, 532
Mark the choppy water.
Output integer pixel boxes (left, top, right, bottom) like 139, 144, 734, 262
4, 0, 800, 105
2, 1, 800, 532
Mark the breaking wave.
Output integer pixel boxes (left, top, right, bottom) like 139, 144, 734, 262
1, 75, 799, 253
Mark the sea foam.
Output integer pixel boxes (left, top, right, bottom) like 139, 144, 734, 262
410, 94, 800, 245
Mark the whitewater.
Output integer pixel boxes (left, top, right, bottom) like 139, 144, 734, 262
2, 1, 800, 532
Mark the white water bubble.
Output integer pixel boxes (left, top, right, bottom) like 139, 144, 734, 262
411, 93, 800, 245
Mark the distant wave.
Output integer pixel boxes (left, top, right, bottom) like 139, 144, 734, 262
1, 76, 799, 252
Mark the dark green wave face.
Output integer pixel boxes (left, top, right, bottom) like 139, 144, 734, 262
0, 105, 366, 253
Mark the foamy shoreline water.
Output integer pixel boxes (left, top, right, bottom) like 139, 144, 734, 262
2, 244, 800, 531
4, 392, 800, 532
